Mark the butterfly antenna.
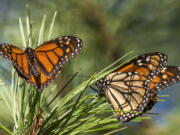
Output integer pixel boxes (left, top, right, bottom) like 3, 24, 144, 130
47, 72, 78, 107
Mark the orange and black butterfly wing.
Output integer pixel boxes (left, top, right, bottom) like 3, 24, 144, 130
0, 36, 83, 90
116, 52, 167, 78
27, 67, 59, 90
32, 36, 83, 89
149, 66, 180, 92
116, 52, 168, 96
96, 52, 168, 122
0, 44, 51, 90
34, 36, 82, 76
97, 52, 168, 92
0, 44, 31, 79
96, 72, 152, 122
143, 66, 180, 112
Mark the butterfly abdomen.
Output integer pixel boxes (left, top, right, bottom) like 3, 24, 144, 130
25, 47, 43, 89
25, 48, 39, 76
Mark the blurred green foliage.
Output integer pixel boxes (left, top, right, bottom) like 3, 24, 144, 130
0, 0, 180, 134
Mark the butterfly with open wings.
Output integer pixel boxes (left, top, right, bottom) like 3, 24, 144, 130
0, 36, 83, 91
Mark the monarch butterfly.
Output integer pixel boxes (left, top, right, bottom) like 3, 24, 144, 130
0, 36, 83, 91
96, 52, 180, 122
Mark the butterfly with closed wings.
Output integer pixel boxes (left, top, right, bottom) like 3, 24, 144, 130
96, 52, 180, 122
0, 36, 83, 91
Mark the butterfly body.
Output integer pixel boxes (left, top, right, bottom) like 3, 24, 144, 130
24, 47, 42, 89
96, 52, 180, 122
0, 36, 83, 90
